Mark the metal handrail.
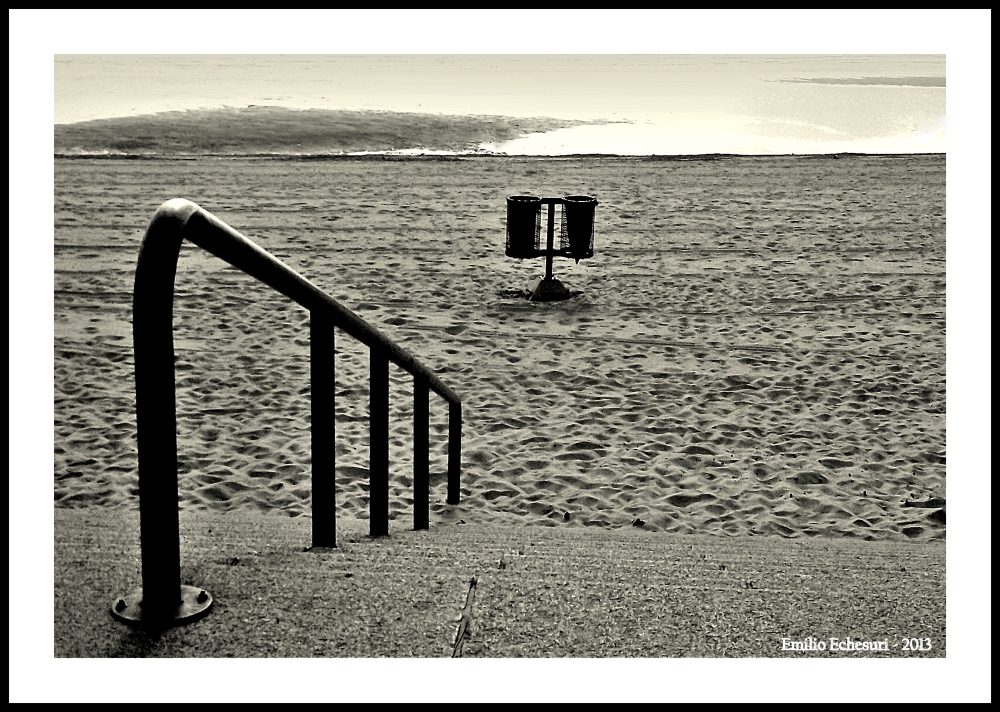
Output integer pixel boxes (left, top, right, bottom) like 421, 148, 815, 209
119, 198, 462, 626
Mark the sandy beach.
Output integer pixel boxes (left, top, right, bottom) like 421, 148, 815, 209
54, 155, 946, 541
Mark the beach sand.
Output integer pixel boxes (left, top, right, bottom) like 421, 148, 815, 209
54, 155, 946, 542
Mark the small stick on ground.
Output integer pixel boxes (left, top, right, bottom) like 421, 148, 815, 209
452, 575, 478, 658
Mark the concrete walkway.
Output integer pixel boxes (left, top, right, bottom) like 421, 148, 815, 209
54, 508, 945, 659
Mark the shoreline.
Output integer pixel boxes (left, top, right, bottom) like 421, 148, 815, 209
53, 152, 947, 161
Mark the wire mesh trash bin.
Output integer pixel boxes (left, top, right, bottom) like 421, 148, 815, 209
503, 194, 599, 302
505, 195, 542, 258
560, 195, 598, 262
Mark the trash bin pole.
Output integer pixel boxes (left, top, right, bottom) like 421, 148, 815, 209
545, 202, 555, 280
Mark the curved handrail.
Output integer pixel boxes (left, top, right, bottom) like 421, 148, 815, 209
124, 198, 462, 626
144, 199, 460, 403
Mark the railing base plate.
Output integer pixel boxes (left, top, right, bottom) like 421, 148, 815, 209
111, 585, 213, 627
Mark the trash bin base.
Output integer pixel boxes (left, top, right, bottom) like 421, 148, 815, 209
528, 276, 572, 302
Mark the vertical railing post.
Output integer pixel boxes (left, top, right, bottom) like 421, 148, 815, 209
311, 312, 336, 547
114, 201, 212, 627
370, 347, 390, 536
447, 401, 462, 504
413, 377, 430, 530
132, 223, 184, 621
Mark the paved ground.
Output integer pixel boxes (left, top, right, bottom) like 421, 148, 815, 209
54, 508, 945, 660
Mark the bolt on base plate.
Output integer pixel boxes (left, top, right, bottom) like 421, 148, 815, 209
111, 585, 213, 627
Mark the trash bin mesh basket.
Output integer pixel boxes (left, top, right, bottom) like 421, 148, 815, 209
560, 195, 598, 261
506, 196, 542, 258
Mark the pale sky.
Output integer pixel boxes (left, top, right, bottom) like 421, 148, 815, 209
54, 54, 946, 155
10, 8, 993, 704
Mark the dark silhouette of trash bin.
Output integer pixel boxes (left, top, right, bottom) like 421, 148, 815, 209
505, 195, 542, 258
503, 194, 599, 302
560, 195, 598, 263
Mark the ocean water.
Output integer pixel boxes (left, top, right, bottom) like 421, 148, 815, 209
486, 102, 945, 156
55, 55, 945, 156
